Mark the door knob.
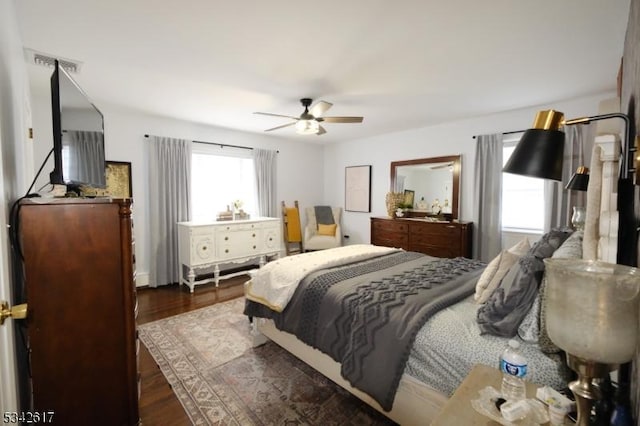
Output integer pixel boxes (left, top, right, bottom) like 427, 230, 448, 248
0, 301, 27, 325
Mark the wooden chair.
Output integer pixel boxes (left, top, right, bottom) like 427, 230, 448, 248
282, 200, 303, 255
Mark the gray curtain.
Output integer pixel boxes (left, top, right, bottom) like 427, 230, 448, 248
544, 123, 594, 231
473, 133, 504, 261
253, 148, 278, 217
148, 136, 192, 287
65, 130, 105, 185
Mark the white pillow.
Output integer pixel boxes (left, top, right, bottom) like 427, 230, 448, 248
474, 250, 519, 303
507, 237, 530, 257
474, 252, 503, 302
474, 238, 530, 304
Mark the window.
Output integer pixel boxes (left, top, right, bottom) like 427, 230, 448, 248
502, 138, 545, 232
190, 145, 257, 222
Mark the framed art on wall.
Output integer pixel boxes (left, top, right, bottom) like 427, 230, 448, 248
345, 165, 371, 212
106, 161, 132, 198
403, 189, 415, 208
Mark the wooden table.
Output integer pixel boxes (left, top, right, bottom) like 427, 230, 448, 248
430, 364, 548, 425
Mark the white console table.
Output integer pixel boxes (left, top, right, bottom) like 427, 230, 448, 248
177, 217, 282, 292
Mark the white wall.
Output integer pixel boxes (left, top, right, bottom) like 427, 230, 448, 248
0, 5, 33, 197
0, 0, 33, 413
29, 92, 325, 286
323, 91, 615, 246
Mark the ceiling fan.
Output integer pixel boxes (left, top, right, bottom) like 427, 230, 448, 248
254, 98, 364, 135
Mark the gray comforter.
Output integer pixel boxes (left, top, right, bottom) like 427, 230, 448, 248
244, 251, 485, 411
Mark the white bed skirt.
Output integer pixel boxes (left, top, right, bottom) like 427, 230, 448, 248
253, 318, 448, 425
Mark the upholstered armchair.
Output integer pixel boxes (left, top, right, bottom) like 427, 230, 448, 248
303, 207, 342, 251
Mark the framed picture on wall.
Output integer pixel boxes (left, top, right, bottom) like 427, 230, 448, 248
403, 189, 415, 208
345, 165, 371, 212
106, 161, 132, 198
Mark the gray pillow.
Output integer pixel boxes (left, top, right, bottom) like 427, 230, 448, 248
550, 229, 583, 259
538, 230, 583, 353
477, 229, 572, 337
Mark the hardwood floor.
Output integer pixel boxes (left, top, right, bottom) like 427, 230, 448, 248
137, 277, 247, 425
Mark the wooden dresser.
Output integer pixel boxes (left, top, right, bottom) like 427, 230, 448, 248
370, 217, 473, 258
177, 217, 283, 292
20, 198, 139, 425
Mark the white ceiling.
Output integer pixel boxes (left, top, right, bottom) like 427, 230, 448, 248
15, 0, 630, 144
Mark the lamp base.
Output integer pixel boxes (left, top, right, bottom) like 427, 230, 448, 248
566, 354, 618, 426
570, 205, 586, 231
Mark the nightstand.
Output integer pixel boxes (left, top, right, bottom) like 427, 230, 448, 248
430, 364, 546, 425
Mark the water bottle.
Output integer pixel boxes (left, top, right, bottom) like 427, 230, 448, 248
499, 339, 527, 401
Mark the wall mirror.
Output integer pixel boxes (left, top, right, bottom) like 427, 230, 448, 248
390, 155, 461, 220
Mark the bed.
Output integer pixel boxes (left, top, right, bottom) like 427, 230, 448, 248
243, 243, 571, 425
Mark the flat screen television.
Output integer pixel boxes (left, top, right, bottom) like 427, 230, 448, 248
50, 60, 106, 190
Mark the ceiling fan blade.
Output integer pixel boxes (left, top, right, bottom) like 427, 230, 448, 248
430, 162, 453, 169
309, 101, 333, 118
321, 116, 364, 123
264, 122, 296, 132
254, 112, 299, 120
317, 125, 327, 135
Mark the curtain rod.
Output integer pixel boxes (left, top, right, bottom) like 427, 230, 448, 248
144, 134, 278, 153
472, 129, 526, 139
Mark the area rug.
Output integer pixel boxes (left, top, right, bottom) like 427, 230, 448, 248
138, 297, 395, 425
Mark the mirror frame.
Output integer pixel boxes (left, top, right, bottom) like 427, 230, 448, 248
390, 155, 461, 220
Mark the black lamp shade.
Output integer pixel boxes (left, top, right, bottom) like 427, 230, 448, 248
565, 167, 589, 191
503, 128, 565, 181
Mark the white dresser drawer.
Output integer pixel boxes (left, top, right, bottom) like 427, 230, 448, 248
217, 229, 262, 259
217, 222, 261, 232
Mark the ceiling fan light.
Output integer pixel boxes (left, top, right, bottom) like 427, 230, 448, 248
295, 119, 319, 135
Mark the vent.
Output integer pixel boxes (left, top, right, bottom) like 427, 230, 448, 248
24, 48, 83, 73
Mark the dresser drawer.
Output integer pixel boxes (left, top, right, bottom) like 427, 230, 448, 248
217, 229, 262, 259
372, 219, 408, 234
409, 222, 461, 238
410, 241, 459, 258
218, 221, 262, 232
217, 229, 260, 243
409, 232, 459, 249
371, 218, 409, 250
372, 231, 409, 249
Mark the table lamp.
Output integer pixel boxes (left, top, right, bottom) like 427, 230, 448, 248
544, 258, 640, 426
566, 166, 590, 192
565, 166, 589, 230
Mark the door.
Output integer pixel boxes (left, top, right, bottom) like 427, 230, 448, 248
0, 124, 19, 413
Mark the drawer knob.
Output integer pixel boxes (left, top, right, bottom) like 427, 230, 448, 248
253, 245, 256, 249
252, 233, 256, 237
225, 249, 229, 253
224, 236, 228, 241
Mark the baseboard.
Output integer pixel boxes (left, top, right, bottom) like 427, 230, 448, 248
135, 272, 150, 287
